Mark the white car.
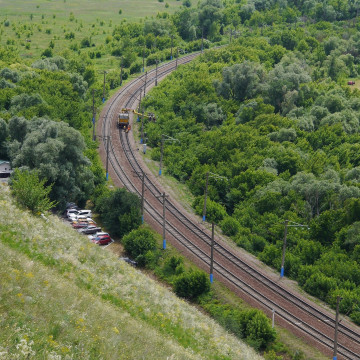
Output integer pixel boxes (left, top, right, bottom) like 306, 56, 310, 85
68, 210, 92, 221
66, 209, 78, 218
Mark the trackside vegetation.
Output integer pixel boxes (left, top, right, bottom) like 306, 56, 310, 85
141, 22, 360, 325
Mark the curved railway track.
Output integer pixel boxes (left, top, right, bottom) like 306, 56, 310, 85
98, 53, 360, 359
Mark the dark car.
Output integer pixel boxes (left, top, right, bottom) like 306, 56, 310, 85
91, 235, 113, 245
119, 257, 137, 267
79, 225, 102, 234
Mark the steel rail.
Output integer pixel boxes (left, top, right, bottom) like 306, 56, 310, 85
99, 54, 360, 359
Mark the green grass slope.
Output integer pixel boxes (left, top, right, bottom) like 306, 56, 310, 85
0, 184, 264, 360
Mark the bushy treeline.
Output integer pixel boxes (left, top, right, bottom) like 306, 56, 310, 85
141, 24, 360, 323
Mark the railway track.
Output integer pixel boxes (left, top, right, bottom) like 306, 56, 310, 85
98, 53, 360, 359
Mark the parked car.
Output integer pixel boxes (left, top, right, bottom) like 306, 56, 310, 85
68, 210, 92, 221
119, 257, 137, 267
66, 209, 79, 218
72, 221, 92, 229
74, 215, 94, 222
88, 232, 108, 240
91, 234, 113, 245
66, 202, 79, 209
79, 225, 102, 234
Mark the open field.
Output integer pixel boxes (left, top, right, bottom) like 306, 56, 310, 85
0, 0, 182, 21
0, 0, 183, 63
0, 184, 263, 360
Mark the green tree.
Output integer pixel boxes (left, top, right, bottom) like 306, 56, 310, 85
215, 61, 265, 102
7, 117, 94, 208
0, 118, 8, 159
10, 169, 57, 214
96, 188, 141, 238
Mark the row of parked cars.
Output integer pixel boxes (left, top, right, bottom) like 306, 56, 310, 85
66, 207, 113, 246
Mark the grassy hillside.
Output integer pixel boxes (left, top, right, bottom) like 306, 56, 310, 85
0, 184, 263, 360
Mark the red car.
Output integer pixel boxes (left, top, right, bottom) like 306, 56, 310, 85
72, 222, 91, 229
91, 234, 113, 245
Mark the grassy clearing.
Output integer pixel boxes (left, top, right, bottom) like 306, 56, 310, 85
0, 184, 263, 360
0, 0, 182, 21
0, 0, 182, 63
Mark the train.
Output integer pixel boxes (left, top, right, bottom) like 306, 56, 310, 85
118, 108, 130, 131
117, 108, 156, 132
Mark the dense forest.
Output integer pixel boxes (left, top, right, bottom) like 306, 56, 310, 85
1, 0, 360, 331
139, 0, 360, 324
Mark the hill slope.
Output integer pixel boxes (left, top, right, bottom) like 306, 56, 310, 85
0, 184, 263, 360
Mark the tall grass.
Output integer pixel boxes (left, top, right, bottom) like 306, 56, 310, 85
0, 184, 263, 360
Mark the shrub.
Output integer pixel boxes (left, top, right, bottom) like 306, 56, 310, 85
130, 61, 142, 74
173, 270, 210, 300
163, 256, 184, 276
41, 48, 53, 58
10, 169, 57, 214
80, 37, 91, 48
122, 228, 157, 266
221, 216, 240, 236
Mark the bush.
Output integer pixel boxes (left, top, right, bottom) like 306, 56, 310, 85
10, 169, 57, 214
163, 256, 184, 276
130, 61, 142, 74
122, 228, 157, 266
173, 270, 210, 300
203, 302, 276, 350
80, 37, 91, 48
95, 188, 141, 238
221, 216, 240, 236
41, 48, 53, 58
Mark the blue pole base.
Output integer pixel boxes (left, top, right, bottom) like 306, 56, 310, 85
333, 357, 337, 360
142, 67, 144, 72
202, 215, 206, 222
210, 273, 213, 283
92, 117, 95, 124
159, 169, 162, 176
140, 138, 143, 144
141, 215, 144, 224
170, 56, 173, 60
106, 172, 109, 181
163, 239, 166, 250
280, 267, 284, 278
102, 98, 105, 103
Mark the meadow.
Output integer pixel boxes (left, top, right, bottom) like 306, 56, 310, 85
0, 0, 183, 64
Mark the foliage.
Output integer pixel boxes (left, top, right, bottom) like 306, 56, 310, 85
0, 118, 8, 159
173, 269, 210, 299
10, 168, 57, 214
95, 188, 141, 238
141, 25, 360, 324
122, 227, 157, 266
203, 300, 276, 350
7, 117, 94, 209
